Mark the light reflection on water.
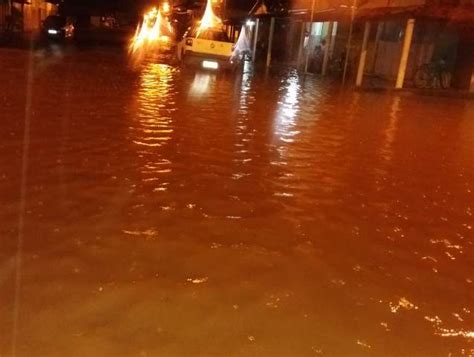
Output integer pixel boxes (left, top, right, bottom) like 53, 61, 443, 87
381, 95, 400, 164
0, 49, 473, 356
128, 60, 474, 352
274, 72, 300, 143
188, 72, 216, 98
133, 62, 176, 191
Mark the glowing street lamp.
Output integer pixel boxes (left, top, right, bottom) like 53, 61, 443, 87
161, 1, 171, 15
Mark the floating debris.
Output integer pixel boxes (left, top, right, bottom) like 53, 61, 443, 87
123, 229, 158, 239
187, 277, 208, 284
356, 340, 372, 349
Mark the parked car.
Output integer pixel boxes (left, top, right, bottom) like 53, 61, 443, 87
42, 15, 75, 40
177, 27, 242, 71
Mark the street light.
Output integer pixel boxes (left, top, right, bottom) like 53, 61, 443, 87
162, 1, 171, 15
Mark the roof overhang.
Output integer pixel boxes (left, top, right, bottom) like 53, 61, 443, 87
288, 3, 474, 25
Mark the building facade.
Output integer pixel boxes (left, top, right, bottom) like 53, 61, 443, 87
290, 0, 474, 90
1, 0, 57, 32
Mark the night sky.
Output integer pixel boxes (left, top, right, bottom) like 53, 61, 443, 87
58, 0, 290, 20
60, 0, 272, 13
229, 0, 257, 10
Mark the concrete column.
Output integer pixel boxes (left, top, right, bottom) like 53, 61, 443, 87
342, 0, 357, 85
342, 14, 355, 85
356, 21, 371, 87
304, 0, 316, 73
252, 18, 260, 62
371, 22, 383, 73
297, 21, 305, 68
304, 22, 313, 73
396, 18, 415, 89
322, 21, 334, 76
330, 22, 337, 54
266, 17, 275, 67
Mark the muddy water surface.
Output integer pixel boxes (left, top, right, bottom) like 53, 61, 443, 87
0, 47, 473, 356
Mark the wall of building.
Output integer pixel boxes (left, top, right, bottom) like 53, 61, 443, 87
363, 20, 458, 81
452, 28, 474, 90
12, 0, 56, 31
291, 0, 426, 13
0, 3, 7, 29
369, 41, 433, 79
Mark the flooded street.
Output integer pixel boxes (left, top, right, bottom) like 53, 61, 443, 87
0, 47, 473, 356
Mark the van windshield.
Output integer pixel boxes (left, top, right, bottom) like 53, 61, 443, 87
193, 29, 231, 42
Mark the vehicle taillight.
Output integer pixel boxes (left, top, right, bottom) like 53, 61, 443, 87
185, 38, 193, 46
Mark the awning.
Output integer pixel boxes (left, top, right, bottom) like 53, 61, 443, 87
290, 4, 474, 25
416, 5, 474, 24
356, 5, 420, 21
289, 6, 355, 22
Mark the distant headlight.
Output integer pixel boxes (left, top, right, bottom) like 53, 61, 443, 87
202, 60, 218, 70
48, 29, 58, 35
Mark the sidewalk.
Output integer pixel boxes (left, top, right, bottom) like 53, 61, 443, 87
357, 74, 474, 99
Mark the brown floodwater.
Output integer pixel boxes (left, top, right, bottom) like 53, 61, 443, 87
0, 47, 473, 356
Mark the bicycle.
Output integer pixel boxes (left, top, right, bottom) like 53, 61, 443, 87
414, 60, 452, 89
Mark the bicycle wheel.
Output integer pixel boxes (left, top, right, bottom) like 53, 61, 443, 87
414, 66, 431, 89
440, 71, 451, 89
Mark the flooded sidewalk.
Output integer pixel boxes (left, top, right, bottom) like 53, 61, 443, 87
0, 47, 473, 356
358, 74, 474, 100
